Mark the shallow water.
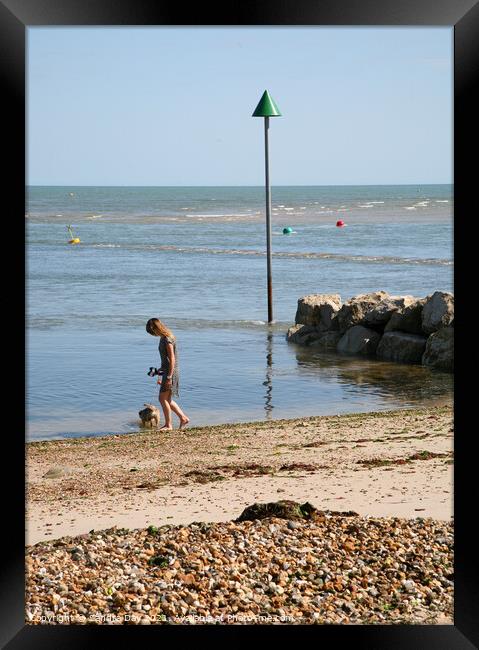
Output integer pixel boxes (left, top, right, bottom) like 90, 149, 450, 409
26, 185, 453, 440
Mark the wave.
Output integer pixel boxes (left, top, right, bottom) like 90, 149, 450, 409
185, 213, 256, 218
82, 243, 451, 266
26, 238, 453, 266
27, 315, 290, 332
92, 243, 121, 248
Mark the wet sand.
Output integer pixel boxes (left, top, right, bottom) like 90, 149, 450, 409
26, 405, 453, 545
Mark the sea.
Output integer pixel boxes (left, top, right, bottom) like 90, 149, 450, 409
26, 185, 453, 440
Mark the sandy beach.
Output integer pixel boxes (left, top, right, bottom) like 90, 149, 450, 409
26, 404, 453, 546
25, 404, 454, 625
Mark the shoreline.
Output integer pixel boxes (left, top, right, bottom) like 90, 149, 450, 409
26, 405, 453, 546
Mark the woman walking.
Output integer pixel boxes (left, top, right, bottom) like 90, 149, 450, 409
146, 318, 189, 430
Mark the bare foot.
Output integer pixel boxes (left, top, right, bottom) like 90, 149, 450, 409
159, 426, 173, 431
179, 417, 190, 429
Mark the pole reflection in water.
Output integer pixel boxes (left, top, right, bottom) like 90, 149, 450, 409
263, 330, 274, 418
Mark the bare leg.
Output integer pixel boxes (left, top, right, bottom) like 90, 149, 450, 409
169, 397, 190, 428
159, 392, 173, 429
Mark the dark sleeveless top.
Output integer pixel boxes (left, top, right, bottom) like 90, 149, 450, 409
158, 336, 179, 396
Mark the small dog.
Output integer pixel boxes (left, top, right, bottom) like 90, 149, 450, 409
138, 403, 161, 428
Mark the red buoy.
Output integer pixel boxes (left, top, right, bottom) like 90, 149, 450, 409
336, 219, 345, 227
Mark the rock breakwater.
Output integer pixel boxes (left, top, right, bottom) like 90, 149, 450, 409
287, 291, 453, 372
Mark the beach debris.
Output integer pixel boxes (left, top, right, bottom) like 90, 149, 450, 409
42, 467, 68, 479
236, 500, 317, 522
357, 450, 451, 468
183, 462, 322, 485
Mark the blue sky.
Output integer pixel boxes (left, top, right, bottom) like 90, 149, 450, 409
27, 27, 452, 186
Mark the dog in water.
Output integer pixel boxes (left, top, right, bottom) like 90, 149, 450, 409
138, 403, 161, 428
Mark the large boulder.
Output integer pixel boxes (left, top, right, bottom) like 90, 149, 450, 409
309, 331, 342, 350
421, 292, 454, 334
295, 294, 342, 330
336, 291, 389, 333
362, 295, 416, 329
236, 500, 317, 522
286, 324, 322, 345
385, 297, 427, 335
376, 331, 427, 364
422, 327, 454, 372
337, 325, 382, 356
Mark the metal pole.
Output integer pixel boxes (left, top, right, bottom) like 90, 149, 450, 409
264, 116, 273, 323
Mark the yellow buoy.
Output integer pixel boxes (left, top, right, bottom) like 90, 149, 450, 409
66, 225, 80, 245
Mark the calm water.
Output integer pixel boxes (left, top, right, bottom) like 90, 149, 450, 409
26, 185, 453, 440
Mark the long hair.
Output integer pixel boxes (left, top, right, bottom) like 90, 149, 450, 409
146, 318, 175, 339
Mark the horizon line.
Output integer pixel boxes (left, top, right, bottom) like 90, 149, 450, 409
27, 182, 453, 188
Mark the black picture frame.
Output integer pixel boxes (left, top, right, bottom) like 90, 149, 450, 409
3, 0, 478, 647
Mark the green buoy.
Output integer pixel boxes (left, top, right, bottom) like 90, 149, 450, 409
283, 226, 293, 234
